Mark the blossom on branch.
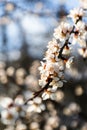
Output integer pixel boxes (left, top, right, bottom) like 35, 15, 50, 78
38, 7, 87, 100
68, 8, 85, 23
54, 22, 73, 41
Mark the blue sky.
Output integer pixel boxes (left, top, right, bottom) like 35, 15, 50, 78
0, 0, 81, 60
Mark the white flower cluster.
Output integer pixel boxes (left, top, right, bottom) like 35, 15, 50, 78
68, 8, 84, 23
69, 9, 87, 58
39, 8, 87, 100
54, 22, 73, 41
0, 96, 45, 125
27, 97, 45, 113
0, 96, 25, 125
39, 38, 65, 100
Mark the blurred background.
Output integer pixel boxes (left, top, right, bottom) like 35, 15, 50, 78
0, 0, 87, 130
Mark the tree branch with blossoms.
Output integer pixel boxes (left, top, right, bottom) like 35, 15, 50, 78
0, 7, 87, 127
24, 8, 87, 104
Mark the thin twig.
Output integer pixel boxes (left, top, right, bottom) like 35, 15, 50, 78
58, 25, 75, 60
24, 78, 52, 105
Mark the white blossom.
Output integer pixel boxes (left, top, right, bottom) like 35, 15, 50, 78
27, 97, 45, 113
54, 22, 72, 41
68, 8, 84, 23
1, 109, 18, 125
42, 89, 56, 100
0, 97, 13, 108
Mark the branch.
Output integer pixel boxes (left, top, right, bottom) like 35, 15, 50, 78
24, 18, 82, 104
24, 24, 76, 104
58, 26, 75, 60
58, 39, 69, 60
24, 78, 52, 105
